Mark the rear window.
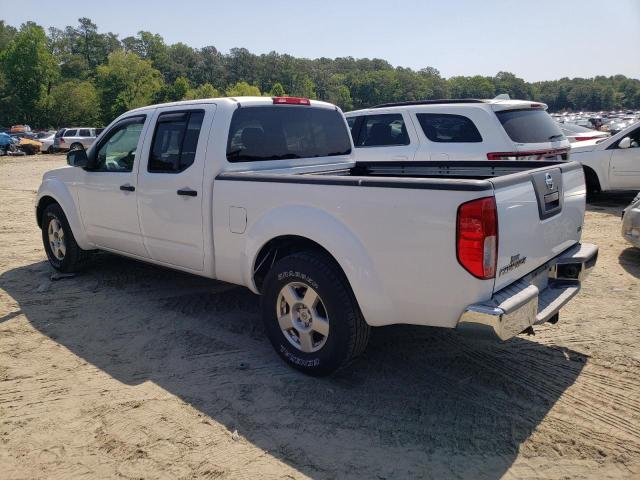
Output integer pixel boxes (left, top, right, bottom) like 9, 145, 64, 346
79, 129, 91, 137
496, 109, 564, 143
226, 106, 351, 162
63, 129, 77, 137
416, 114, 482, 143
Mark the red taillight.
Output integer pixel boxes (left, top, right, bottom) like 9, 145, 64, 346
59, 138, 65, 144
487, 148, 569, 161
272, 96, 310, 105
573, 136, 597, 142
457, 196, 498, 279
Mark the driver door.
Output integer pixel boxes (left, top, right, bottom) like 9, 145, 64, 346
76, 115, 150, 257
610, 127, 640, 190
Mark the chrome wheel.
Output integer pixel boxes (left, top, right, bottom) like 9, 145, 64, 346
277, 282, 330, 353
47, 217, 66, 261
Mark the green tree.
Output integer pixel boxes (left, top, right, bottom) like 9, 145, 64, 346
225, 81, 261, 96
0, 23, 58, 124
96, 50, 164, 123
0, 21, 17, 52
184, 82, 220, 100
45, 80, 101, 127
269, 82, 286, 96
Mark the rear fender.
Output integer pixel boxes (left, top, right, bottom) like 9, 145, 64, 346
243, 205, 393, 326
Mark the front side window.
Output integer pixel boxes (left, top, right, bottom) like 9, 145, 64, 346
416, 114, 482, 143
355, 114, 409, 147
148, 110, 205, 172
93, 116, 146, 172
63, 129, 77, 137
226, 106, 351, 162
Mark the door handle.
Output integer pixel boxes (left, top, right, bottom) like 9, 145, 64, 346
120, 184, 135, 192
177, 188, 198, 197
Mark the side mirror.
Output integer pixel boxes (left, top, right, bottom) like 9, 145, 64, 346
67, 148, 88, 167
619, 137, 632, 149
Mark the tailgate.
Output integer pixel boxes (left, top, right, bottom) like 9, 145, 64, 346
491, 162, 586, 292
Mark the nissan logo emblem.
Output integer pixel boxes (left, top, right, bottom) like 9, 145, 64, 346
545, 172, 554, 190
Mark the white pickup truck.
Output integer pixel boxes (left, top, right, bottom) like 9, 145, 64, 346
36, 96, 598, 375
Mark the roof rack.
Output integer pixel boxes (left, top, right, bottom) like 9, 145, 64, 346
372, 99, 487, 109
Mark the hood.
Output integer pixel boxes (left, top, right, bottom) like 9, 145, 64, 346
570, 139, 601, 153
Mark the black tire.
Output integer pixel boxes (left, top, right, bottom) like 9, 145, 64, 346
69, 143, 84, 151
46, 146, 54, 154
41, 203, 90, 273
261, 251, 370, 376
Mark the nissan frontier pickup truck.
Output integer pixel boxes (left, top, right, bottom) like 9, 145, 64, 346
36, 96, 598, 375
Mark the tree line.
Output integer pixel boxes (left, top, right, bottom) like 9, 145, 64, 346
1, 18, 639, 128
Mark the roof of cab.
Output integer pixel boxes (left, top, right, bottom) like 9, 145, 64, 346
125, 96, 337, 115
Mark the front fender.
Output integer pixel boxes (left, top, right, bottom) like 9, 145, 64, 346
36, 177, 92, 250
243, 205, 394, 326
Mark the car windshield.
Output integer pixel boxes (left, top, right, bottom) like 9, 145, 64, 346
496, 109, 564, 143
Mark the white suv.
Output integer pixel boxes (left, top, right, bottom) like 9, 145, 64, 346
345, 99, 570, 162
56, 127, 101, 151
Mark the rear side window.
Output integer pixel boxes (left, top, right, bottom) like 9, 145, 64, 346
416, 114, 482, 143
496, 109, 564, 143
63, 129, 77, 137
226, 106, 351, 162
355, 114, 409, 147
149, 110, 205, 172
79, 129, 91, 137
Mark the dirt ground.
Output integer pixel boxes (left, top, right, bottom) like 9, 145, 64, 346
0, 154, 639, 480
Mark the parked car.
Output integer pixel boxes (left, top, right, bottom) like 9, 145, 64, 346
36, 96, 597, 375
560, 123, 609, 143
55, 127, 99, 152
622, 192, 640, 248
344, 99, 569, 162
571, 121, 640, 194
39, 133, 55, 153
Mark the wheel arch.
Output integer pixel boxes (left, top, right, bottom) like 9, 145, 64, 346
242, 205, 394, 326
36, 182, 92, 250
582, 165, 601, 193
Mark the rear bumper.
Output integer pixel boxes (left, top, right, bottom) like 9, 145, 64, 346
457, 243, 598, 341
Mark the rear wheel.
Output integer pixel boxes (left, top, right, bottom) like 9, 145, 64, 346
41, 203, 90, 272
69, 142, 84, 151
261, 251, 370, 376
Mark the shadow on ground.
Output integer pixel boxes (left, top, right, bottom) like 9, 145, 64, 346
0, 255, 587, 479
587, 190, 638, 216
619, 247, 640, 278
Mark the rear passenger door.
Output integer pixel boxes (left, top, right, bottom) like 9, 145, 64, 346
350, 112, 419, 162
136, 106, 214, 271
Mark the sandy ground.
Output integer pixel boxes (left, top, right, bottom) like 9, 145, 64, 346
0, 154, 639, 480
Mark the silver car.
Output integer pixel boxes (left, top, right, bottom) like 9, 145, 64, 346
622, 192, 640, 248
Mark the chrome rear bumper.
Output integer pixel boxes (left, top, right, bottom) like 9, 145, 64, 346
457, 243, 598, 341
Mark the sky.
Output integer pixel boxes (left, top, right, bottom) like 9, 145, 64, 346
3, 0, 640, 82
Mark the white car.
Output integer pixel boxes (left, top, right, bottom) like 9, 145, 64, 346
560, 123, 609, 143
35, 96, 597, 375
622, 192, 640, 248
344, 99, 570, 162
39, 134, 55, 153
571, 121, 640, 194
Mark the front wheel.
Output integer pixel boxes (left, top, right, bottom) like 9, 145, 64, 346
41, 203, 90, 272
261, 252, 370, 376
